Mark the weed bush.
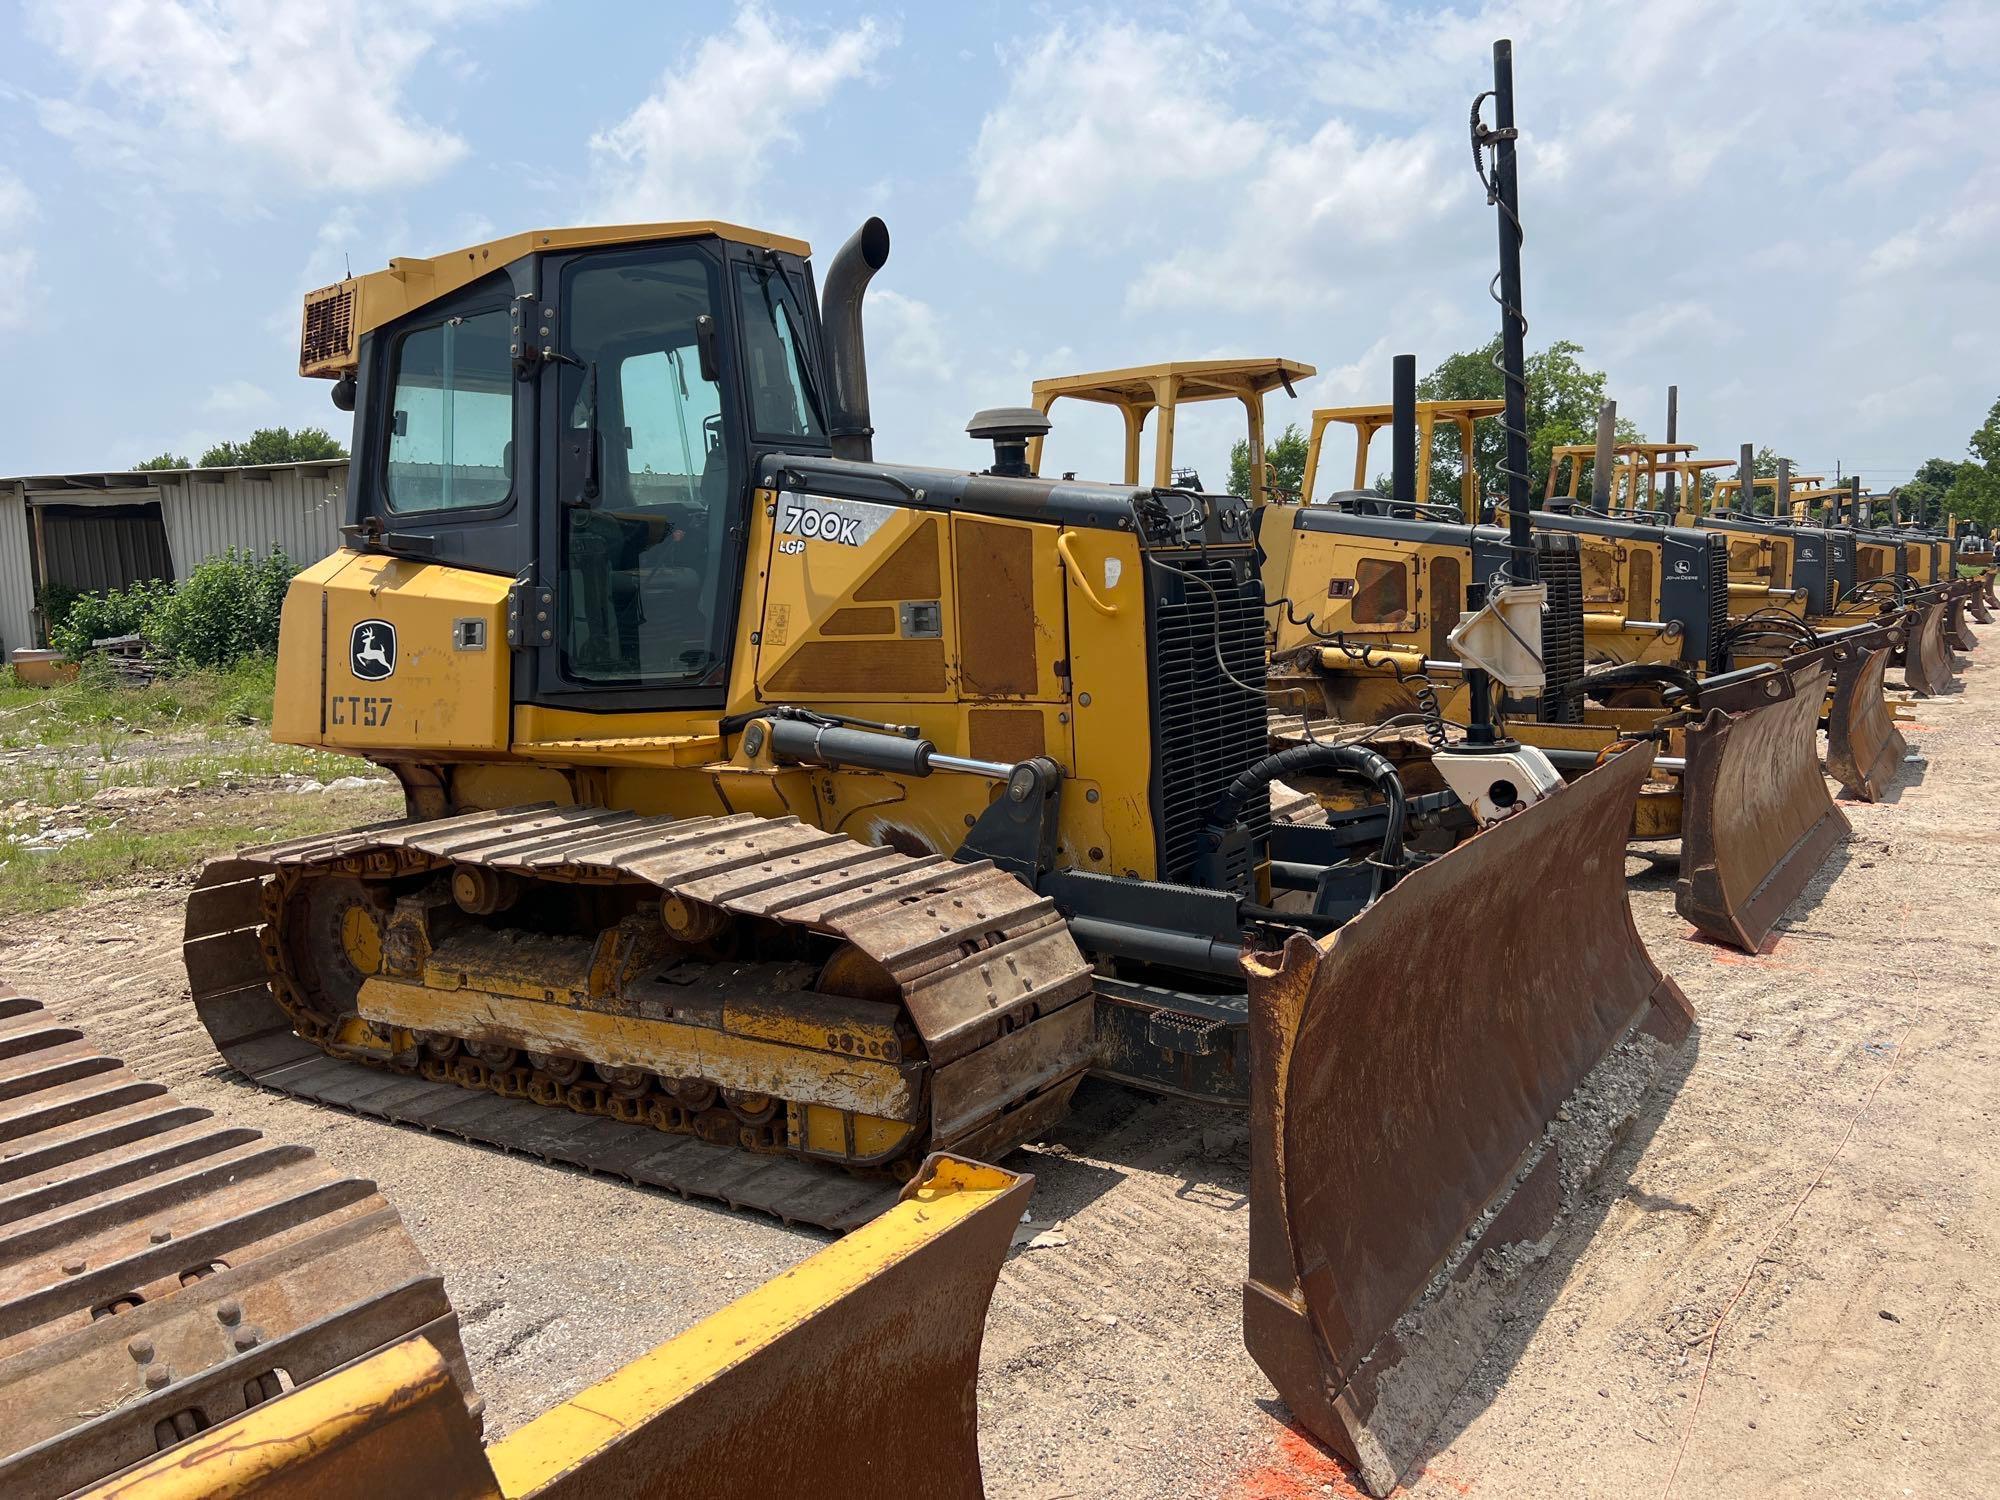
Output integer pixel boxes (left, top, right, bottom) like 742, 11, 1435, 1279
35, 582, 85, 636
48, 581, 171, 660
147, 548, 297, 668
47, 547, 297, 670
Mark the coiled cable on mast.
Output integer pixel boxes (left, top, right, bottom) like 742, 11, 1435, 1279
1470, 90, 1529, 525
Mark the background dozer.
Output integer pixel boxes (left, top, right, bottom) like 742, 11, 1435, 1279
1262, 362, 1849, 954
1672, 461, 1924, 799
1685, 458, 1961, 701
0, 983, 1025, 1498
162, 181, 1690, 1493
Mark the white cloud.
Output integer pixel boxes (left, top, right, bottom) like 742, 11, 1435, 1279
1127, 118, 1454, 312
1604, 299, 1734, 360
868, 290, 953, 382
0, 172, 35, 330
25, 0, 493, 196
590, 6, 892, 223
1860, 169, 2000, 279
967, 21, 1266, 263
202, 378, 277, 416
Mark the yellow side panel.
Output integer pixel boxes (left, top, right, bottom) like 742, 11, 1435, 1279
755, 495, 958, 702
950, 514, 1067, 701
272, 550, 353, 747
276, 549, 513, 754
1267, 529, 1427, 646
1058, 526, 1156, 877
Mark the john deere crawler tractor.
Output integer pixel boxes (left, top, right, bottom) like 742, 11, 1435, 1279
141, 212, 1698, 1494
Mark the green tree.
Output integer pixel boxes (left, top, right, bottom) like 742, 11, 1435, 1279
199, 426, 347, 467
1414, 338, 1641, 507
1946, 398, 2000, 529
1226, 421, 1311, 501
133, 451, 190, 471
1892, 457, 1961, 529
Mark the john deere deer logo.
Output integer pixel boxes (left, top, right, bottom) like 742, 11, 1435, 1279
350, 621, 396, 681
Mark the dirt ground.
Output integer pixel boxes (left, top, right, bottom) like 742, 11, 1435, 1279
4, 646, 1996, 1499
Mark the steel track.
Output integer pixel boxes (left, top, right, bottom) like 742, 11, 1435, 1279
184, 805, 1094, 1233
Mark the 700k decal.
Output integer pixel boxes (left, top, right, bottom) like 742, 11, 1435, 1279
776, 494, 894, 551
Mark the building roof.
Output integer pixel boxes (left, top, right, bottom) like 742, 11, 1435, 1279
0, 460, 349, 493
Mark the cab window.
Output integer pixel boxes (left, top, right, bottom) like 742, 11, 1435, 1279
734, 265, 825, 442
385, 309, 513, 512
1352, 557, 1411, 625
557, 251, 737, 687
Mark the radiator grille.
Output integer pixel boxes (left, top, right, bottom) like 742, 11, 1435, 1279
1147, 551, 1267, 888
300, 285, 357, 374
1706, 536, 1732, 670
1535, 533, 1586, 724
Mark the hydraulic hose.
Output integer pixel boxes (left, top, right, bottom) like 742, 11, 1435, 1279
1578, 661, 1704, 707
1206, 743, 1406, 880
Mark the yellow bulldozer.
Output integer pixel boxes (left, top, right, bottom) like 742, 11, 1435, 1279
106, 207, 1694, 1496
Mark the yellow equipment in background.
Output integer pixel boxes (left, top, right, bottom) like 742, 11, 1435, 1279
1297, 398, 1504, 520
1261, 385, 1852, 954
1023, 357, 1314, 503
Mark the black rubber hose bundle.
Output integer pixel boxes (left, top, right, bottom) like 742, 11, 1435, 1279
1206, 743, 1407, 876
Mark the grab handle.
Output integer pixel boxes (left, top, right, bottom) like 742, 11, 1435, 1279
1056, 532, 1120, 617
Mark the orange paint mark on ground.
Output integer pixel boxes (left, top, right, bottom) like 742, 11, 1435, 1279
1221, 1417, 1372, 1500
1680, 928, 1787, 962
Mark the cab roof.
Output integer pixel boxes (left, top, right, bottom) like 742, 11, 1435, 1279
300, 221, 810, 378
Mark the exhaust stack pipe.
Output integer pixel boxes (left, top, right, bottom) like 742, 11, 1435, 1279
820, 217, 891, 463
1592, 400, 1617, 510
1391, 353, 1417, 506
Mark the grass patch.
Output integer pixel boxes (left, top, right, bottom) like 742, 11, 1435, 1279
0, 743, 378, 810
0, 786, 402, 920
0, 656, 281, 749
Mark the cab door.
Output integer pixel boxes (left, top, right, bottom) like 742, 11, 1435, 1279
528, 242, 749, 712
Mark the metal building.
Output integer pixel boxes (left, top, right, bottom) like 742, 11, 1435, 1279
0, 461, 347, 657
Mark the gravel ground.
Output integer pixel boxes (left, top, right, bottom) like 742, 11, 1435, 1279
3, 640, 1994, 1498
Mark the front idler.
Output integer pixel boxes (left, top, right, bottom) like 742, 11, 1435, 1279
1675, 660, 1848, 952
1242, 746, 1693, 1495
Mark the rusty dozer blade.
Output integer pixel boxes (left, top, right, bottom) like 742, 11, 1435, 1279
1242, 746, 1694, 1497
1900, 599, 1954, 696
1676, 660, 1848, 953
1823, 638, 1907, 803
1945, 591, 1979, 652
77, 1153, 1027, 1500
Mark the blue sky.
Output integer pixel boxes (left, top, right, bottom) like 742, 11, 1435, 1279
3, 1, 1997, 492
